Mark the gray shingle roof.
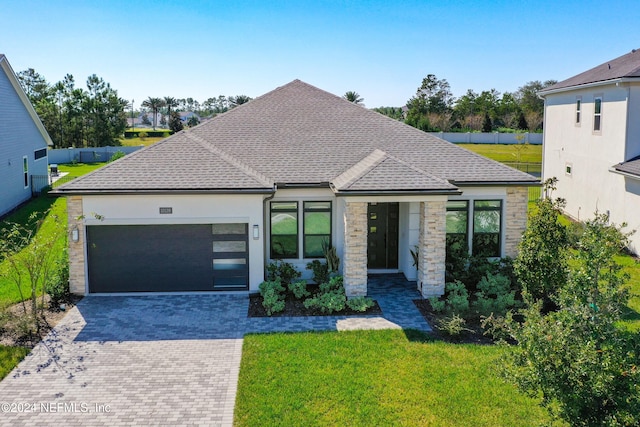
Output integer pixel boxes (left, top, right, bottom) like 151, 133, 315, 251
56, 79, 538, 195
613, 155, 640, 178
541, 49, 640, 93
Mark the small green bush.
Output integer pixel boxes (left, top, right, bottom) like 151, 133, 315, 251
139, 131, 148, 140
306, 260, 329, 284
266, 260, 301, 285
45, 258, 70, 308
109, 150, 126, 163
261, 288, 285, 315
304, 290, 346, 314
428, 296, 446, 313
436, 314, 471, 338
319, 275, 343, 293
445, 280, 470, 314
288, 279, 310, 300
346, 296, 374, 312
473, 273, 518, 317
259, 280, 285, 296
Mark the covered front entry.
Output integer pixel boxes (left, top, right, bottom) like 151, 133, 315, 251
367, 202, 398, 269
86, 223, 249, 293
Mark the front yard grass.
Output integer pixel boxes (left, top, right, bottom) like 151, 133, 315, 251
235, 329, 555, 427
0, 345, 29, 380
57, 162, 108, 177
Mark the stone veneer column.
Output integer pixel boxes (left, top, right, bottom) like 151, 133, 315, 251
504, 187, 529, 258
343, 201, 368, 297
67, 196, 86, 295
417, 200, 446, 298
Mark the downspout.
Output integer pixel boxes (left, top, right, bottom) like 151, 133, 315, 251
537, 91, 547, 190
262, 186, 277, 281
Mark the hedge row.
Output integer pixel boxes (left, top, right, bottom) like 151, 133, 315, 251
124, 130, 173, 138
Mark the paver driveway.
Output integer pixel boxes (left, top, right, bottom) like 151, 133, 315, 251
0, 295, 248, 427
0, 275, 431, 426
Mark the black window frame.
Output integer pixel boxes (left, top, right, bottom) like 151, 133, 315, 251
303, 201, 332, 258
472, 200, 502, 258
270, 201, 299, 259
34, 148, 47, 160
575, 98, 581, 124
445, 200, 469, 257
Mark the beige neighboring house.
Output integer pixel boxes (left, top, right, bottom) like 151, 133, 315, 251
539, 49, 640, 254
53, 80, 537, 296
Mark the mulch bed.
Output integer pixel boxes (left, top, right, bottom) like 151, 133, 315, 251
413, 299, 495, 345
0, 295, 82, 348
248, 287, 383, 317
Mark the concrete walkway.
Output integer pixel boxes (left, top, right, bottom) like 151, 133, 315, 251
0, 275, 430, 426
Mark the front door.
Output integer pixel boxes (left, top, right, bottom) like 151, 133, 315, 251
367, 202, 399, 269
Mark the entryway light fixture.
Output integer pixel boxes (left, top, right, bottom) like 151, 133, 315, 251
71, 226, 79, 242
253, 224, 259, 240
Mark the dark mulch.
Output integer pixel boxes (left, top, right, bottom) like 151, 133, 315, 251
413, 299, 495, 345
248, 288, 383, 318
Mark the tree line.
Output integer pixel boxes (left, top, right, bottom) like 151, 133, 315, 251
372, 74, 557, 133
17, 68, 253, 148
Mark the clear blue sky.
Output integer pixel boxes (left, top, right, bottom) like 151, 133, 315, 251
2, 0, 639, 108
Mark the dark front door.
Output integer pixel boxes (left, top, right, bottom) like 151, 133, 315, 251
367, 202, 399, 269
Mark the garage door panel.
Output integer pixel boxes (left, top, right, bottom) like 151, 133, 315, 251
87, 224, 216, 293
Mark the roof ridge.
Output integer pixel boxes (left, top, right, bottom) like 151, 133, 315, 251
182, 131, 274, 188
331, 149, 388, 190
383, 151, 454, 187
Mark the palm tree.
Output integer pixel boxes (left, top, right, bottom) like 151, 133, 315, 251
229, 95, 252, 108
141, 97, 165, 130
163, 97, 178, 129
343, 91, 364, 104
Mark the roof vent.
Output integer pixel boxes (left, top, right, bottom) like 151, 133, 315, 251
633, 49, 637, 53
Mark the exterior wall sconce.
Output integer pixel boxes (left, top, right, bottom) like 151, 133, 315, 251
253, 224, 259, 240
71, 227, 79, 242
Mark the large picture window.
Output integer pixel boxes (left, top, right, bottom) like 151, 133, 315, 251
303, 201, 331, 258
270, 202, 298, 258
472, 200, 502, 257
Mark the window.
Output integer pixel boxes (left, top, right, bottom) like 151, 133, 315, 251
303, 201, 331, 258
22, 156, 28, 188
34, 148, 47, 160
270, 202, 298, 258
575, 98, 581, 124
593, 97, 602, 131
565, 163, 572, 176
446, 201, 469, 255
472, 200, 502, 257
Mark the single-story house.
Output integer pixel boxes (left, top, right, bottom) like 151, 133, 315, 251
53, 80, 538, 297
0, 54, 53, 217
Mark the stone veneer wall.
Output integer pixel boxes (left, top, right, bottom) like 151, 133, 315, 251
343, 201, 368, 296
417, 200, 446, 297
67, 196, 86, 295
504, 187, 529, 258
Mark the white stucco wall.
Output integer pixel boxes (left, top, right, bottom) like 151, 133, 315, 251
81, 193, 267, 292
543, 82, 640, 253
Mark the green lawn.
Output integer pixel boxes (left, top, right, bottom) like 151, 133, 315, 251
120, 136, 166, 146
457, 143, 542, 164
58, 162, 108, 176
0, 345, 29, 379
235, 329, 555, 427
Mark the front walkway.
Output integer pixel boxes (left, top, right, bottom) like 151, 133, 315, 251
0, 275, 430, 426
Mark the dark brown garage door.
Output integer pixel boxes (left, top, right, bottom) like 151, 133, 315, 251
86, 224, 249, 293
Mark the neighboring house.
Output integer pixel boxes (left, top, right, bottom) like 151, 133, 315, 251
179, 111, 200, 123
0, 54, 53, 217
539, 49, 640, 254
53, 80, 537, 296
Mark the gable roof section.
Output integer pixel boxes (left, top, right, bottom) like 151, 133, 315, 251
56, 79, 537, 195
332, 149, 459, 194
540, 49, 640, 94
0, 54, 54, 147
612, 155, 640, 179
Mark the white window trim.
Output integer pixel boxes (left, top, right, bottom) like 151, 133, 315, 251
593, 94, 603, 134
565, 162, 573, 177
22, 155, 29, 189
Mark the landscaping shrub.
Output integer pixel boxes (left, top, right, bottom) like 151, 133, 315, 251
306, 259, 329, 285
45, 256, 70, 308
473, 273, 518, 317
444, 280, 470, 314
304, 290, 346, 314
436, 314, 471, 338
266, 260, 301, 286
319, 275, 343, 294
428, 296, 446, 314
288, 279, 310, 300
108, 150, 126, 163
259, 280, 286, 316
346, 296, 374, 312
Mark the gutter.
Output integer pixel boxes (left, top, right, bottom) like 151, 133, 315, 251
49, 188, 276, 196
538, 77, 640, 97
332, 189, 462, 197
451, 180, 540, 187
609, 167, 640, 181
